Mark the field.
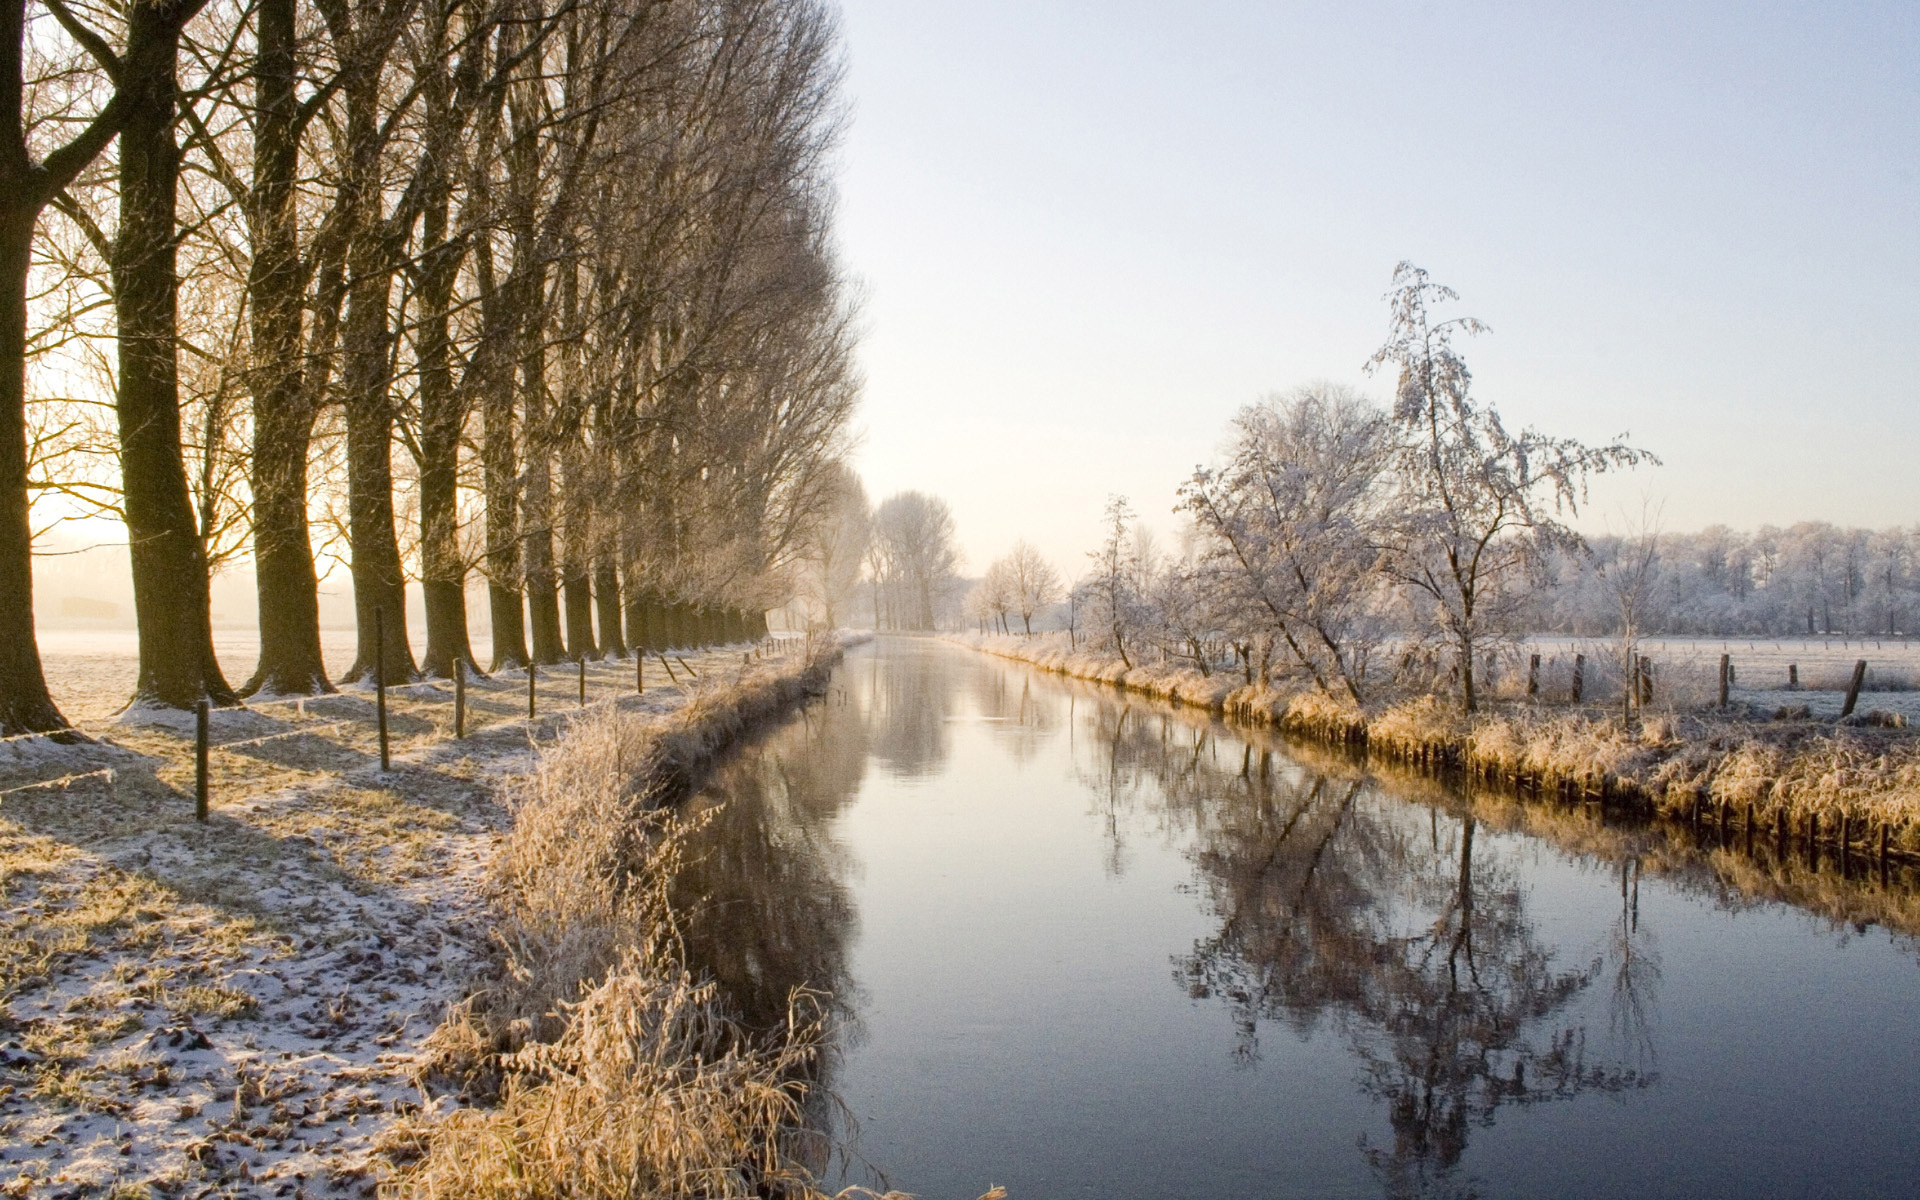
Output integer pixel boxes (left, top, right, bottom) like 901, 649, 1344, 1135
1512, 635, 1920, 720
1, 633, 806, 1198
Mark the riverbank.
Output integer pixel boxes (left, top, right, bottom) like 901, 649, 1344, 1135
956, 633, 1920, 858
0, 637, 842, 1198
387, 636, 865, 1200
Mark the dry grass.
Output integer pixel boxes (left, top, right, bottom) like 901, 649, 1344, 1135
955, 633, 1920, 854
388, 646, 869, 1200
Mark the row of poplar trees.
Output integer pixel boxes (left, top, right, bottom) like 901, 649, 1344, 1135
1, 0, 858, 735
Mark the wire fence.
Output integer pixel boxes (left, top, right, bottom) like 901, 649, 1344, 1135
1, 635, 816, 817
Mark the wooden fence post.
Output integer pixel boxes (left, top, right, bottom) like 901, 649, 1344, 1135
1527, 654, 1540, 698
636, 653, 644, 694
1841, 659, 1867, 719
1625, 652, 1636, 725
1719, 653, 1730, 708
194, 698, 210, 822
454, 660, 466, 739
579, 656, 587, 708
528, 666, 537, 719
1572, 654, 1585, 702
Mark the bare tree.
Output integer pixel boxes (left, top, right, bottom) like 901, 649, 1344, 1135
1002, 539, 1060, 635
797, 461, 869, 629
1082, 494, 1143, 667
871, 490, 957, 631
1591, 500, 1664, 722
1181, 384, 1389, 703
1367, 263, 1652, 712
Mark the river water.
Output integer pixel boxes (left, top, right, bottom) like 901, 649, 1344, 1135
675, 638, 1920, 1200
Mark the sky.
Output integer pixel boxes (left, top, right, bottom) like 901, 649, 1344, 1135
834, 0, 1920, 577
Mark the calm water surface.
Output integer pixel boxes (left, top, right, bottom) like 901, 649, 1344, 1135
677, 638, 1920, 1200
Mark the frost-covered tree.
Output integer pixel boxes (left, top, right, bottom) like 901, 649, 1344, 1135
1180, 384, 1389, 703
798, 464, 870, 630
1082, 495, 1147, 667
1366, 263, 1652, 712
871, 491, 958, 630
978, 557, 1017, 632
1001, 539, 1061, 635
1589, 503, 1664, 721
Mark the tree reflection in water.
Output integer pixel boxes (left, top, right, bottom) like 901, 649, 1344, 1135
1070, 691, 1654, 1199
672, 674, 872, 1172
863, 643, 957, 778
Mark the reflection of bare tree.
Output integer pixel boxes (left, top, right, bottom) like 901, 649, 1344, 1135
966, 666, 1057, 764
1607, 856, 1661, 1071
862, 643, 956, 778
1176, 784, 1653, 1197
1054, 686, 1655, 1199
673, 684, 865, 1030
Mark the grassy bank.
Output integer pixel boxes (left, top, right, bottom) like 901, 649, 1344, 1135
0, 638, 842, 1198
386, 638, 863, 1200
958, 633, 1920, 859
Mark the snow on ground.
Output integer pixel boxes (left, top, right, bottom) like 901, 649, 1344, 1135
1516, 635, 1920, 718
1, 637, 801, 1198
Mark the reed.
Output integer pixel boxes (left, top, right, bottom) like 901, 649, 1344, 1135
388, 647, 856, 1200
956, 633, 1920, 857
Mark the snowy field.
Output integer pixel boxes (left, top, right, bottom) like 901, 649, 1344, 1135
1516, 635, 1920, 721
36, 628, 427, 726
2, 633, 803, 1197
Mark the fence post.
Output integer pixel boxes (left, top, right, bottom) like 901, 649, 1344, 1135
1719, 654, 1730, 708
1789, 663, 1799, 690
194, 698, 210, 822
1625, 652, 1636, 725
454, 659, 466, 739
636, 653, 644, 694
1572, 653, 1585, 702
1527, 653, 1540, 698
579, 655, 587, 708
528, 665, 537, 719
375, 607, 390, 772
1841, 659, 1867, 719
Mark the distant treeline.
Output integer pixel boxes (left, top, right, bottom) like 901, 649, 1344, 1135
1533, 524, 1917, 639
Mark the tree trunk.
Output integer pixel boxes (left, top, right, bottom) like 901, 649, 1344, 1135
0, 201, 69, 733
415, 192, 473, 679
593, 543, 626, 657
560, 488, 596, 659
243, 0, 330, 697
523, 440, 565, 662
520, 325, 564, 659
338, 238, 412, 683
1458, 631, 1478, 714
114, 1, 237, 709
480, 275, 527, 670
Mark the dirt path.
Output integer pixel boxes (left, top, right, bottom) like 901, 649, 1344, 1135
0, 643, 803, 1199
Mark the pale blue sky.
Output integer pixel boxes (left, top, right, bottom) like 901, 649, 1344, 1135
836, 0, 1920, 575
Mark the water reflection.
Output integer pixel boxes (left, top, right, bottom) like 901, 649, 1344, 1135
1066, 697, 1652, 1196
674, 679, 866, 1031
675, 640, 1920, 1200
860, 645, 956, 778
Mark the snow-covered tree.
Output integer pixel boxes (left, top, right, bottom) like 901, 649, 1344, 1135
1180, 384, 1390, 702
1366, 263, 1652, 712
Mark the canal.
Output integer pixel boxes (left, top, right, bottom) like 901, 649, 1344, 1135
674, 637, 1920, 1200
